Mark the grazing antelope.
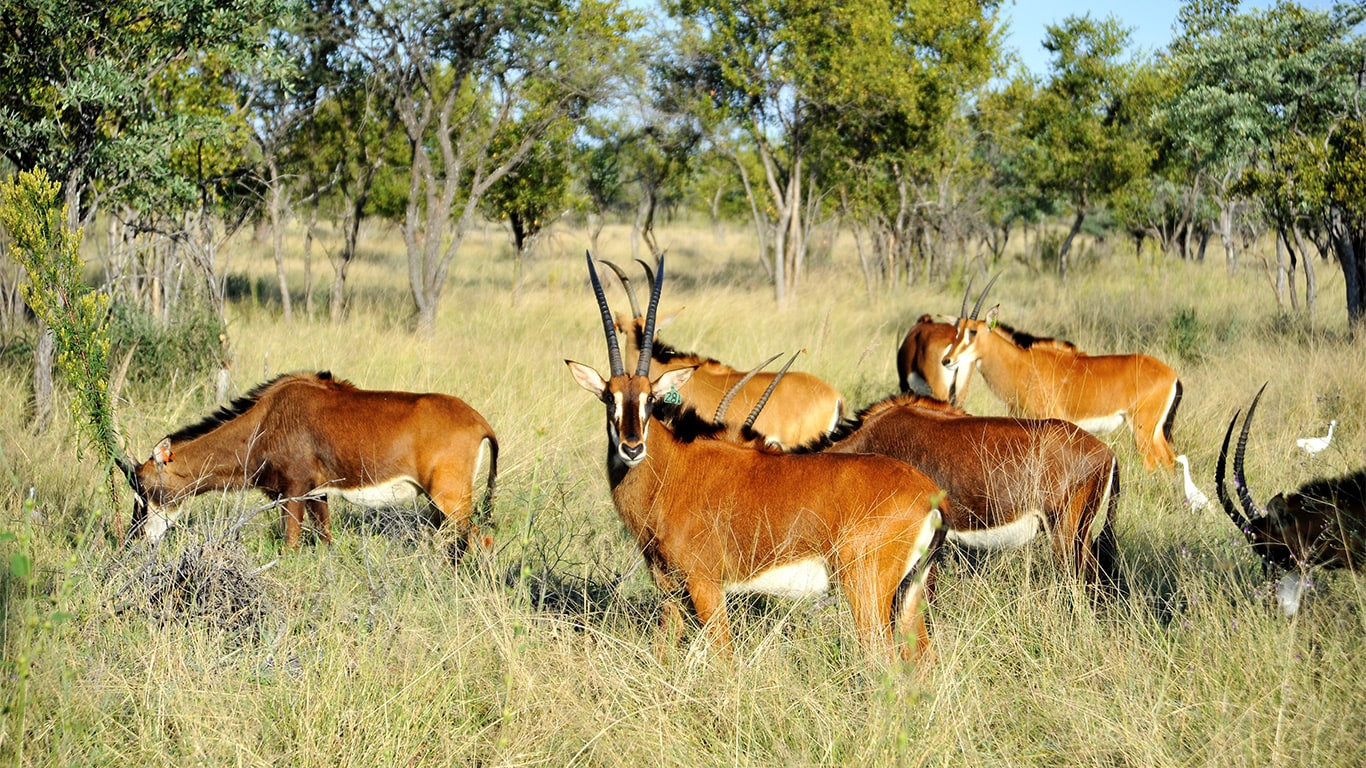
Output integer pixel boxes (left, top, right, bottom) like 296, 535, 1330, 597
897, 314, 974, 405
118, 371, 498, 564
796, 394, 1121, 589
1216, 385, 1366, 615
941, 282, 1183, 471
602, 258, 843, 448
567, 253, 947, 659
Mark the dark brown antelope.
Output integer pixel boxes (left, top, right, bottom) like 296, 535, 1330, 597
602, 258, 843, 449
941, 281, 1183, 471
897, 314, 974, 405
118, 372, 498, 563
567, 253, 947, 660
1216, 385, 1366, 615
794, 394, 1121, 588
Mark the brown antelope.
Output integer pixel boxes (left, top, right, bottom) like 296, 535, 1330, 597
897, 314, 974, 405
794, 394, 1121, 589
602, 258, 843, 448
1216, 385, 1366, 615
941, 282, 1182, 471
118, 371, 498, 563
567, 253, 947, 659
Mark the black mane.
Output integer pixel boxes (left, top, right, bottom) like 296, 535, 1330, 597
651, 399, 732, 443
629, 324, 721, 366
790, 392, 964, 454
993, 321, 1077, 352
163, 370, 336, 444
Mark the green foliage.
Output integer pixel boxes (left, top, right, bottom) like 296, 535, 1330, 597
0, 170, 118, 471
0, 0, 294, 222
107, 301, 225, 386
1166, 306, 1206, 363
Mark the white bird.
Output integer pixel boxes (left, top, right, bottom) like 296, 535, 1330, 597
1175, 455, 1209, 511
1296, 420, 1336, 455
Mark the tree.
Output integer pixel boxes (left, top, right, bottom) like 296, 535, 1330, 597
1023, 14, 1152, 278
1230, 3, 1362, 318
481, 117, 575, 305
359, 0, 642, 335
815, 0, 1004, 288
0, 0, 290, 425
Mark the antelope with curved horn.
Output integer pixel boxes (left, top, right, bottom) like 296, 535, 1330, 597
1216, 385, 1366, 615
601, 259, 843, 449
941, 278, 1183, 471
566, 253, 947, 659
117, 372, 498, 564
786, 394, 1122, 589
897, 313, 973, 405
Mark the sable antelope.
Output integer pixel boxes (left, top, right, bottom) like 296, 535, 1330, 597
602, 258, 843, 448
795, 394, 1121, 588
897, 314, 974, 405
941, 281, 1183, 471
1216, 385, 1366, 614
118, 372, 498, 563
567, 254, 947, 659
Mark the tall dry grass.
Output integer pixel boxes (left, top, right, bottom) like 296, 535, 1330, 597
2, 221, 1363, 766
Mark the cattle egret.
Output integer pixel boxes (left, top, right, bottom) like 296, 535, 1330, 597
1297, 420, 1336, 455
1175, 455, 1209, 511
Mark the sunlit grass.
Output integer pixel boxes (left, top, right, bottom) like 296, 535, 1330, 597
2, 220, 1363, 766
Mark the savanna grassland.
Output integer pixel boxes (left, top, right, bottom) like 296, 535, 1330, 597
2, 222, 1364, 767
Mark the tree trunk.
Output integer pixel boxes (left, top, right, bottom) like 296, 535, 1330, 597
29, 324, 54, 434
303, 202, 317, 319
1331, 209, 1366, 336
1293, 224, 1316, 317
1218, 199, 1239, 275
1058, 204, 1087, 280
268, 161, 293, 324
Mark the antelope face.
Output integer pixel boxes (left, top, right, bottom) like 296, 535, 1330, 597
126, 439, 187, 543
943, 310, 995, 372
568, 363, 694, 468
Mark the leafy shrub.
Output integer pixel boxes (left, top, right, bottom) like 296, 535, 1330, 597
108, 301, 223, 386
1167, 306, 1206, 363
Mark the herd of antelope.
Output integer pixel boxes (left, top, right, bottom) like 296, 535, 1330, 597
117, 252, 1364, 661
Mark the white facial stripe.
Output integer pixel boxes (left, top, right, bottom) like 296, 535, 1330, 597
143, 506, 175, 543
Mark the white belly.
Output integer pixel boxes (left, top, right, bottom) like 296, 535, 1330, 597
727, 558, 831, 600
947, 512, 1042, 550
330, 476, 424, 508
1073, 412, 1126, 435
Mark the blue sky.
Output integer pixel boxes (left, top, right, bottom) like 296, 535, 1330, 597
1002, 0, 1340, 76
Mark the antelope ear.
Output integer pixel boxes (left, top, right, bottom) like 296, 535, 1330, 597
153, 439, 173, 467
653, 366, 694, 398
565, 360, 607, 397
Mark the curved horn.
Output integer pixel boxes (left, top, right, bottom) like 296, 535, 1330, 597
600, 260, 642, 319
959, 276, 975, 318
744, 350, 803, 430
1234, 383, 1270, 522
635, 258, 655, 292
970, 273, 1000, 320
637, 255, 665, 377
714, 352, 784, 423
586, 252, 626, 377
1215, 408, 1249, 529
